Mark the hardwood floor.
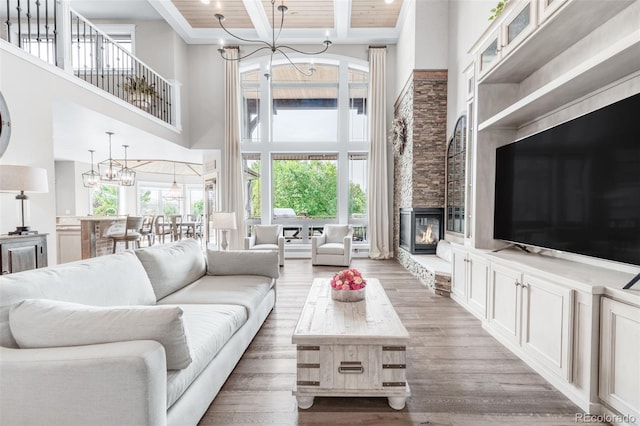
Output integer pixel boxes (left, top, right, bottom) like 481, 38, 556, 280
198, 258, 604, 426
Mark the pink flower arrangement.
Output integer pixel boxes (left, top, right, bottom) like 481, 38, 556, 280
330, 268, 367, 291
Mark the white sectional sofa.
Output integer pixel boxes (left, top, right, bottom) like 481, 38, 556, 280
0, 239, 279, 426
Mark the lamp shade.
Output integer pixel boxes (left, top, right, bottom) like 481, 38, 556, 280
0, 165, 48, 193
212, 211, 237, 230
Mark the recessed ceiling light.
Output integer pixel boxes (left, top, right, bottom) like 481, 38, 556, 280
384, 0, 394, 4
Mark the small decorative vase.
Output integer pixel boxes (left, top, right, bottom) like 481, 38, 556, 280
331, 287, 366, 302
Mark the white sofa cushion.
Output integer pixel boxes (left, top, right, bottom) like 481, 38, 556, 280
159, 275, 275, 316
0, 251, 156, 348
135, 239, 207, 300
10, 299, 193, 370
325, 225, 350, 243
254, 225, 280, 245
317, 243, 345, 255
207, 250, 279, 278
166, 304, 247, 408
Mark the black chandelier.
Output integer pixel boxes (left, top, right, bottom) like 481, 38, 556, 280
216, 0, 332, 79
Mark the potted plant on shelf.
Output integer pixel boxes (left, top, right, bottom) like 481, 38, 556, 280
124, 75, 157, 112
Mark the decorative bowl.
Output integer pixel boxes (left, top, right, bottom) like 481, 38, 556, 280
331, 287, 366, 302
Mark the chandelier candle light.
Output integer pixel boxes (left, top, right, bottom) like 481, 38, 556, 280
98, 132, 123, 182
82, 150, 100, 188
215, 0, 331, 79
164, 161, 183, 200
120, 145, 136, 186
330, 268, 367, 302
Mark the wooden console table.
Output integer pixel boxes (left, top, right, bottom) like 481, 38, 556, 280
292, 278, 410, 410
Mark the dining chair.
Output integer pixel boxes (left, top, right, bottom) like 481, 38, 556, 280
155, 215, 173, 244
139, 215, 156, 246
111, 215, 144, 253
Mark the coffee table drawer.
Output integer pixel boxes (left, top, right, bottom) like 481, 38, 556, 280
333, 345, 381, 390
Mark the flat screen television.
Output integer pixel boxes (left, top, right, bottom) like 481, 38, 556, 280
494, 92, 640, 266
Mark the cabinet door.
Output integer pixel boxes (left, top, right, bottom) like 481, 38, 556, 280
500, 0, 537, 57
521, 275, 574, 381
467, 253, 489, 319
488, 263, 522, 345
599, 298, 640, 421
452, 248, 468, 299
477, 31, 501, 78
1, 237, 46, 274
538, 0, 567, 24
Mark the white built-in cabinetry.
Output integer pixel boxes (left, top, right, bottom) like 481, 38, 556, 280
451, 245, 639, 420
452, 248, 488, 320
488, 264, 574, 381
599, 298, 640, 422
453, 0, 640, 421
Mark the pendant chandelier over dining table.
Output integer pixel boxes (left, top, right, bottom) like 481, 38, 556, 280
215, 0, 332, 79
164, 161, 184, 200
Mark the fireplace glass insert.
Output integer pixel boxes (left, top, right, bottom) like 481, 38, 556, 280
400, 207, 444, 254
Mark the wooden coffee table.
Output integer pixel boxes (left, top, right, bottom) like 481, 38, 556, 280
292, 278, 410, 410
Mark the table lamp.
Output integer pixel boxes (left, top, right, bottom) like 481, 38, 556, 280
0, 165, 49, 235
212, 211, 236, 251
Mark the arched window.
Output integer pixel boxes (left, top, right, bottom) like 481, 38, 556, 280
446, 115, 467, 234
239, 56, 369, 245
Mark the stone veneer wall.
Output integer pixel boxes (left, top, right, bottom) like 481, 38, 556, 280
393, 70, 448, 292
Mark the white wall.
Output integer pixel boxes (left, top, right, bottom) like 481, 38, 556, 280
396, 0, 417, 99
414, 0, 449, 70
54, 161, 88, 216
0, 48, 57, 264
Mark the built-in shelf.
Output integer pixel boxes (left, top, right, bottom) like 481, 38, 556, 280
480, 0, 635, 84
479, 31, 640, 130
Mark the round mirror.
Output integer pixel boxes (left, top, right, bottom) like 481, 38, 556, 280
0, 92, 10, 158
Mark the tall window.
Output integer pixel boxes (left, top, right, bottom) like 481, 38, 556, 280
446, 115, 467, 234
186, 185, 204, 217
243, 154, 261, 220
271, 64, 339, 142
90, 184, 119, 215
138, 183, 182, 216
349, 68, 368, 142
272, 154, 338, 219
240, 56, 369, 243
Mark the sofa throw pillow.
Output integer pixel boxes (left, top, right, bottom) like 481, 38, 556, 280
10, 299, 193, 370
325, 225, 350, 243
254, 225, 280, 245
135, 239, 206, 300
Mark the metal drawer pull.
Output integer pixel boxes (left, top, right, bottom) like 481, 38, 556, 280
383, 381, 406, 387
382, 364, 406, 369
297, 363, 320, 369
382, 346, 406, 351
297, 346, 320, 351
338, 361, 364, 374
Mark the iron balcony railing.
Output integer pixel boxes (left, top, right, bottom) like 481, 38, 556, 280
2, 0, 175, 126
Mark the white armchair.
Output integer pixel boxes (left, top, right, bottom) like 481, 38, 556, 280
244, 225, 285, 266
311, 225, 353, 266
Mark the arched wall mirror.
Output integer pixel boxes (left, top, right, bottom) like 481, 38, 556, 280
446, 115, 467, 234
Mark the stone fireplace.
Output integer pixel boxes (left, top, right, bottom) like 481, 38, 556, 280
399, 207, 444, 254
